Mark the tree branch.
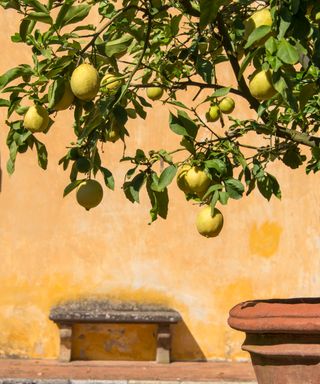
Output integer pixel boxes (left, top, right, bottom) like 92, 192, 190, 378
111, 13, 153, 109
130, 80, 242, 96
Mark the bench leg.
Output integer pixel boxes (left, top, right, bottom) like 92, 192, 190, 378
156, 323, 171, 364
58, 323, 72, 362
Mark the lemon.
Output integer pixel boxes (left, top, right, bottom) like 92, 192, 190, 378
218, 97, 235, 114
244, 9, 272, 40
249, 70, 277, 100
184, 166, 211, 196
101, 73, 122, 93
76, 179, 103, 210
146, 86, 164, 100
23, 105, 49, 133
70, 63, 100, 101
207, 105, 220, 122
53, 82, 74, 111
196, 206, 224, 238
176, 164, 192, 193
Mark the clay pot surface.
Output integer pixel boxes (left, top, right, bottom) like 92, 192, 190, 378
228, 298, 320, 384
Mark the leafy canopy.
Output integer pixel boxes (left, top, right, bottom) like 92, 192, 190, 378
0, 0, 320, 222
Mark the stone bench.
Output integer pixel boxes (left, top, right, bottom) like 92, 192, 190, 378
49, 299, 182, 364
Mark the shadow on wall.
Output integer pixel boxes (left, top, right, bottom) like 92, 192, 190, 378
71, 321, 206, 361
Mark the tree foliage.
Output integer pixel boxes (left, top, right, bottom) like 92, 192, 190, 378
0, 0, 319, 223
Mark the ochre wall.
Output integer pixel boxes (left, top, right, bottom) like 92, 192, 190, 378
1, 8, 320, 362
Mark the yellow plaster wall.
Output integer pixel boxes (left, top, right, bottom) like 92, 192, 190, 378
1, 7, 320, 362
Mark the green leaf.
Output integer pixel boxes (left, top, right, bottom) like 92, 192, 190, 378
169, 111, 198, 138
180, 137, 196, 154
104, 34, 133, 57
100, 167, 115, 190
278, 7, 291, 39
199, 0, 227, 30
157, 165, 177, 191
63, 179, 84, 197
34, 139, 48, 170
202, 183, 223, 200
219, 191, 229, 205
0, 98, 10, 107
209, 87, 231, 99
28, 0, 48, 13
257, 173, 281, 200
265, 36, 277, 54
123, 172, 146, 203
19, 19, 34, 41
282, 146, 306, 169
113, 105, 128, 126
7, 141, 18, 174
146, 177, 169, 222
238, 49, 259, 80
277, 40, 299, 65
210, 190, 219, 210
25, 12, 52, 24
224, 178, 244, 199
132, 98, 146, 119
0, 65, 32, 90
205, 159, 227, 175
48, 78, 66, 109
55, 3, 72, 29
244, 25, 271, 49
57, 4, 90, 28
195, 57, 213, 83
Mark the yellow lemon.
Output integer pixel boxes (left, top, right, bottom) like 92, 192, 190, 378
219, 97, 235, 114
146, 86, 164, 100
24, 105, 49, 133
101, 73, 122, 93
196, 205, 224, 238
207, 105, 220, 122
184, 166, 211, 196
249, 70, 277, 100
70, 63, 100, 101
244, 8, 272, 40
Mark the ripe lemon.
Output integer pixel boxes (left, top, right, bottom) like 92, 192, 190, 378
176, 164, 192, 193
184, 166, 211, 196
76, 179, 103, 210
196, 205, 224, 238
249, 70, 277, 100
146, 86, 164, 100
53, 82, 74, 111
70, 63, 100, 101
24, 105, 49, 133
101, 73, 122, 93
219, 97, 235, 114
244, 8, 272, 40
207, 105, 220, 122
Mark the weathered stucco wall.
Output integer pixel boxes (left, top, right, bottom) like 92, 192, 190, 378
1, 7, 320, 362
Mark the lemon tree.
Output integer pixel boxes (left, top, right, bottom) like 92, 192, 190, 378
0, 0, 320, 232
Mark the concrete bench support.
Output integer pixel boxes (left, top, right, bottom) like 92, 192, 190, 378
58, 323, 72, 362
156, 323, 171, 364
49, 299, 181, 364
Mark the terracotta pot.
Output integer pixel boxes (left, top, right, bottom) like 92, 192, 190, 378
228, 298, 320, 384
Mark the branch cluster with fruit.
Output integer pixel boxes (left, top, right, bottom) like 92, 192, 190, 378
0, 0, 320, 237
